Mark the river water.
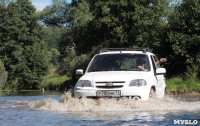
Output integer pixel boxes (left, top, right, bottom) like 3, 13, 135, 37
0, 91, 200, 126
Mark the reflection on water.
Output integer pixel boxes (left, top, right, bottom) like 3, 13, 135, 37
0, 91, 200, 126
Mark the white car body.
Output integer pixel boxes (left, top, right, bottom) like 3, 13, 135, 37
74, 48, 166, 100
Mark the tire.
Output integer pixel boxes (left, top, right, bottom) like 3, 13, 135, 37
149, 87, 156, 98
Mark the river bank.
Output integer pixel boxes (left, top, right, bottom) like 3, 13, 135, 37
165, 77, 200, 95
0, 90, 63, 96
168, 91, 200, 96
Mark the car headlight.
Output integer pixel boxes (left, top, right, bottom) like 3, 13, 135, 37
76, 80, 92, 87
129, 79, 147, 86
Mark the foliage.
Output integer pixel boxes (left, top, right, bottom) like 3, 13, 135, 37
62, 47, 77, 74
39, 66, 70, 90
184, 65, 198, 80
0, 60, 7, 89
166, 0, 200, 77
59, 47, 90, 76
69, 1, 94, 26
0, 0, 50, 89
68, 0, 170, 53
49, 48, 60, 66
166, 77, 200, 94
43, 26, 68, 49
37, 0, 71, 26
0, 0, 11, 5
21, 42, 50, 89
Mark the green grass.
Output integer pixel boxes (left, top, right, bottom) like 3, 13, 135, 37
38, 67, 70, 90
166, 77, 200, 94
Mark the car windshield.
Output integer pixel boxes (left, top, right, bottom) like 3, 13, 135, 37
87, 54, 150, 72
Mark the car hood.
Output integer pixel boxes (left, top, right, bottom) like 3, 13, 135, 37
80, 71, 152, 82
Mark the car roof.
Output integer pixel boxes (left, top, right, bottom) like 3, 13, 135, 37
99, 48, 154, 55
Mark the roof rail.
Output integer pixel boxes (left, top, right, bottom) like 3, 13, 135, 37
99, 48, 152, 53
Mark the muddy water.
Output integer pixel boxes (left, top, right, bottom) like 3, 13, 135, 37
0, 92, 200, 125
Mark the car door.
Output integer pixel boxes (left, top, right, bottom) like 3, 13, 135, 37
150, 55, 166, 99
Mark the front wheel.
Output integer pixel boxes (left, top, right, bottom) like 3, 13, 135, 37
149, 88, 156, 98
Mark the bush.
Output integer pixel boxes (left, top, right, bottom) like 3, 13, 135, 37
38, 66, 70, 90
166, 77, 200, 94
0, 60, 8, 89
184, 65, 198, 80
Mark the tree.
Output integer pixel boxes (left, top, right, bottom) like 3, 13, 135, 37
38, 0, 71, 26
167, 0, 200, 78
68, 0, 170, 54
21, 42, 50, 89
0, 0, 50, 89
0, 60, 7, 89
43, 26, 68, 49
0, 0, 11, 5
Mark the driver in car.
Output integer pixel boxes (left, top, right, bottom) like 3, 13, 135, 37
136, 59, 148, 71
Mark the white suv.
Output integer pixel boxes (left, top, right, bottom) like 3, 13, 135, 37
74, 48, 166, 100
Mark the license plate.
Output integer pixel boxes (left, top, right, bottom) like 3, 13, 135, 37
96, 90, 121, 97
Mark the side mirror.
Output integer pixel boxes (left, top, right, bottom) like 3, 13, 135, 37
76, 69, 83, 77
156, 68, 166, 75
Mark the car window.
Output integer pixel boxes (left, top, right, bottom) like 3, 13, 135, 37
152, 56, 160, 68
87, 54, 150, 72
151, 55, 161, 74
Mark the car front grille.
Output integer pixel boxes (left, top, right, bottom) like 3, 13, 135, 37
95, 81, 125, 89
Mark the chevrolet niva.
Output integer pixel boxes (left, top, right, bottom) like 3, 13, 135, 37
74, 48, 166, 100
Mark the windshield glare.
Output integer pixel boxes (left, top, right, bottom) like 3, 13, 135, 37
87, 54, 150, 72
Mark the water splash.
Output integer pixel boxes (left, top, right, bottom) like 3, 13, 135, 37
7, 93, 200, 112
2, 94, 200, 126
